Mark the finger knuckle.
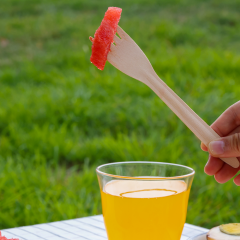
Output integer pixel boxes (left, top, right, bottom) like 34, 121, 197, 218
231, 133, 240, 152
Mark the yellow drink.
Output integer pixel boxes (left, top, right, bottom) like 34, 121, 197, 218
101, 180, 190, 240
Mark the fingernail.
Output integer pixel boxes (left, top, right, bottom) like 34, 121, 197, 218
209, 141, 224, 155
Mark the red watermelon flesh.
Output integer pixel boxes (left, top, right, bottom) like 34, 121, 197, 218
90, 7, 122, 70
0, 231, 19, 240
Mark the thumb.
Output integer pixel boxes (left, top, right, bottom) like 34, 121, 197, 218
209, 133, 240, 158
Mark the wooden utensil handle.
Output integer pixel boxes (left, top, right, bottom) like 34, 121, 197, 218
148, 72, 239, 168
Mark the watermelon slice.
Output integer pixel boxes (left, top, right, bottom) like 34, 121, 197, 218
90, 7, 122, 70
0, 231, 19, 240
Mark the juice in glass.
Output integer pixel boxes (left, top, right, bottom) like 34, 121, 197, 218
97, 162, 194, 240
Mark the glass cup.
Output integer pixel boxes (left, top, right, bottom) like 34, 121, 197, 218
96, 161, 195, 240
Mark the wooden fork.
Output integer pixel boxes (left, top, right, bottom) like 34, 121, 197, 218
107, 26, 239, 168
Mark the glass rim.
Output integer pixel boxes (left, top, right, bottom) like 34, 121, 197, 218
96, 161, 195, 180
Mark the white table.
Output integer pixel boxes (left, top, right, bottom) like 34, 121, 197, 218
1, 215, 208, 240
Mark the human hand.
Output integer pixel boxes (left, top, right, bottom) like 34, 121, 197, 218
201, 101, 240, 185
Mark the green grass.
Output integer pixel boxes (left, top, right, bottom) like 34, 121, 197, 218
0, 0, 240, 230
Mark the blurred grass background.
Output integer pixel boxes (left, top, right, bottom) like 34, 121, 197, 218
0, 0, 240, 229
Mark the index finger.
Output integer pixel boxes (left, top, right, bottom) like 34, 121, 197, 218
211, 101, 240, 137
